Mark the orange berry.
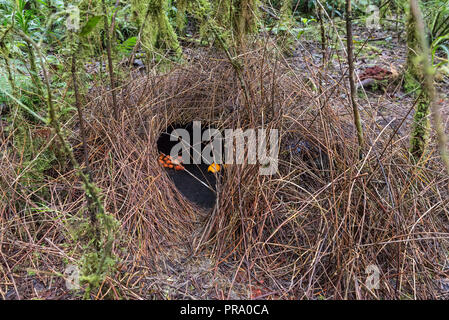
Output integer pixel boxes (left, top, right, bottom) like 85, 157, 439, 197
208, 163, 221, 173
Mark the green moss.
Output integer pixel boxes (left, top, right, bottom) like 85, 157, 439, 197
192, 0, 213, 43
11, 116, 56, 201
237, 0, 260, 35
131, 0, 181, 58
405, 4, 422, 90
209, 0, 260, 46
404, 68, 420, 93
278, 0, 295, 55
76, 204, 119, 298
176, 0, 188, 33
212, 0, 233, 33
409, 91, 431, 161
405, 2, 432, 162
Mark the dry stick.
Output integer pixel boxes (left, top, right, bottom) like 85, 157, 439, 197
258, 5, 279, 20
410, 0, 449, 176
346, 0, 364, 152
101, 0, 119, 120
317, 4, 327, 65
316, 3, 327, 109
365, 91, 424, 186
72, 51, 92, 179
313, 1, 376, 146
109, 0, 121, 40
211, 26, 252, 119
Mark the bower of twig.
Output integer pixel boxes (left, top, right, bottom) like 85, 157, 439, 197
1, 45, 448, 299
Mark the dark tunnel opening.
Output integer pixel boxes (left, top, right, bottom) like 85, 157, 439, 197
156, 122, 221, 209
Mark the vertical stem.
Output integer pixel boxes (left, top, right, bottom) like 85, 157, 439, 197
71, 48, 94, 182
317, 0, 327, 102
4, 55, 17, 96
110, 0, 121, 44
1, 28, 16, 97
25, 42, 43, 98
235, 0, 259, 48
128, 1, 152, 67
345, 0, 364, 152
409, 0, 449, 174
176, 0, 187, 34
396, 2, 400, 42
101, 0, 119, 120
318, 4, 326, 64
72, 50, 100, 251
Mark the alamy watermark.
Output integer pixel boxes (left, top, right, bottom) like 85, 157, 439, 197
64, 264, 80, 290
66, 5, 80, 32
366, 5, 380, 30
168, 121, 279, 175
365, 264, 380, 290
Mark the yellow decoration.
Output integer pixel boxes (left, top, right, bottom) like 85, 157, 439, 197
208, 163, 221, 173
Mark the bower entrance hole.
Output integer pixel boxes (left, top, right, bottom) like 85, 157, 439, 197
156, 122, 221, 209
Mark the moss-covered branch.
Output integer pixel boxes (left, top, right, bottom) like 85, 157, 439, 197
18, 29, 118, 299
131, 0, 182, 58
408, 0, 449, 173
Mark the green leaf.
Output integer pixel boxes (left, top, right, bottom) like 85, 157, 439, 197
117, 36, 137, 53
296, 30, 305, 39
79, 15, 102, 37
440, 44, 449, 59
434, 44, 449, 67
432, 34, 449, 48
0, 86, 47, 124
36, 0, 48, 6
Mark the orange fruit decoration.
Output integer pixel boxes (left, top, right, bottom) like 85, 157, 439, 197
207, 163, 221, 173
158, 153, 185, 171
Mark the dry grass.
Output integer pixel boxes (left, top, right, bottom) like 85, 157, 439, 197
1, 43, 448, 300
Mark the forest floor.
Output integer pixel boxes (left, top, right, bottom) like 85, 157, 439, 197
2, 21, 449, 300
290, 24, 449, 136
